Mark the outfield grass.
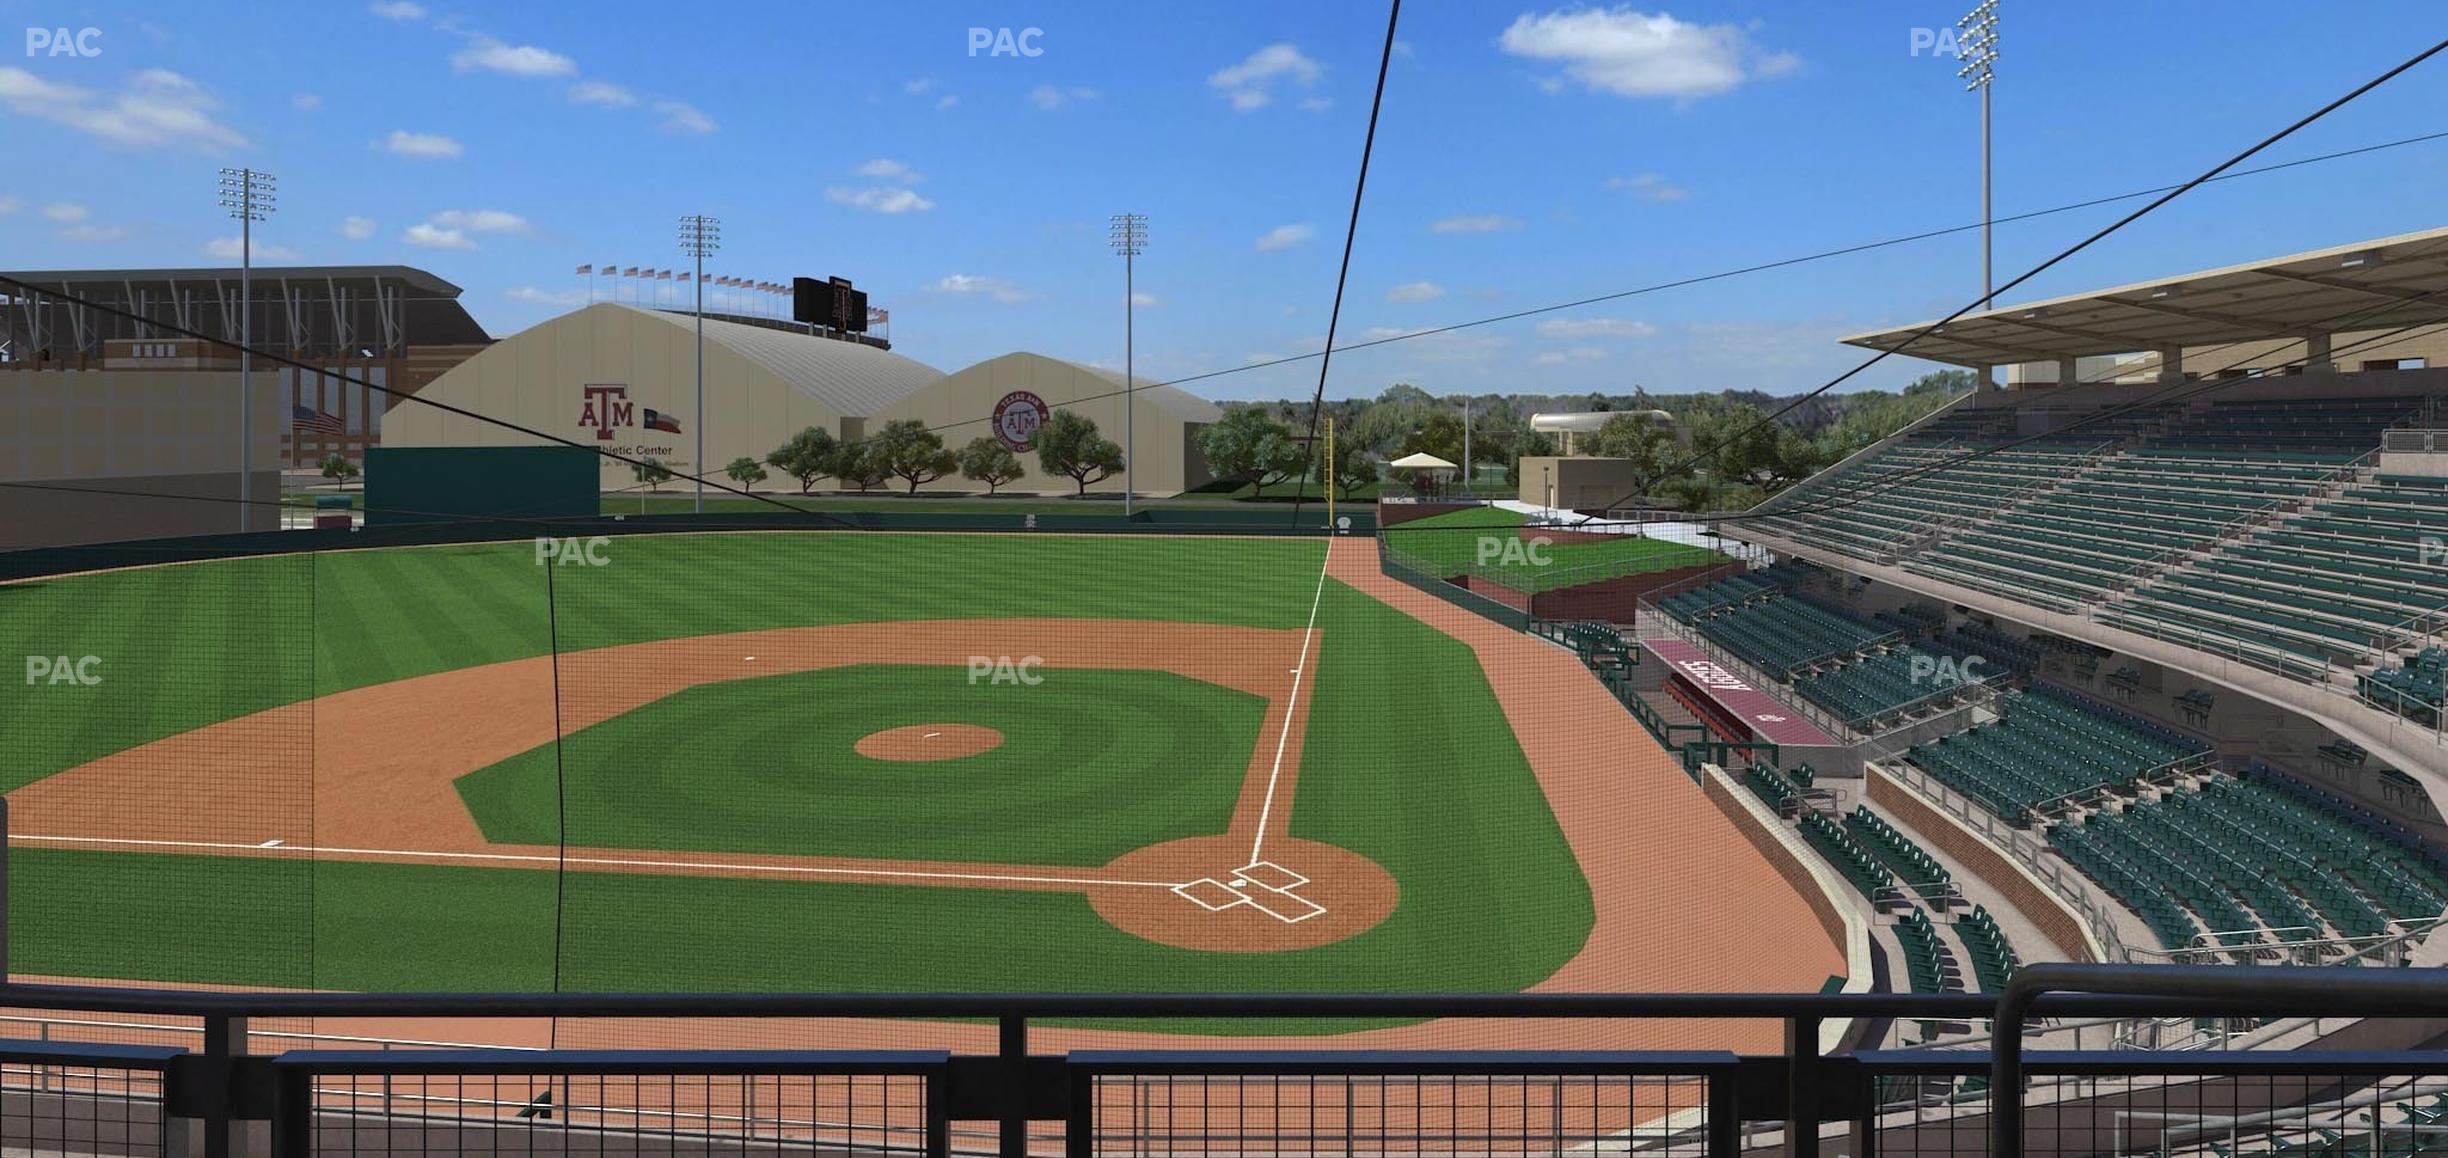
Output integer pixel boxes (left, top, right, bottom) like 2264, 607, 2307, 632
456, 665, 1266, 865
1381, 506, 1724, 593
0, 532, 1592, 1019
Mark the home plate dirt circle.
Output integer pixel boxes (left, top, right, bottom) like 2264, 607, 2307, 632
854, 723, 1005, 761
1090, 835, 1397, 951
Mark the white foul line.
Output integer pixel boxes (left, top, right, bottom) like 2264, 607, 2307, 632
13, 833, 1187, 890
1246, 536, 1334, 867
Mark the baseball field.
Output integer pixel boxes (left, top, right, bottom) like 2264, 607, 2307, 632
0, 529, 1844, 1043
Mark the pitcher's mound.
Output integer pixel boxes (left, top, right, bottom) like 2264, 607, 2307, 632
855, 723, 1004, 761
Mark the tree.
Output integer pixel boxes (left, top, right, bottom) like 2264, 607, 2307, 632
957, 437, 1026, 495
834, 442, 892, 492
1401, 412, 1468, 465
633, 457, 673, 492
1034, 410, 1125, 495
765, 426, 840, 494
724, 456, 767, 492
1315, 432, 1380, 500
873, 418, 958, 494
319, 452, 359, 490
1197, 406, 1306, 497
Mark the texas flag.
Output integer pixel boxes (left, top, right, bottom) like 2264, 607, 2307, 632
642, 409, 683, 434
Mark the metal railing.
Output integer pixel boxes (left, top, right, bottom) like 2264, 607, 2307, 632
3, 972, 2448, 1158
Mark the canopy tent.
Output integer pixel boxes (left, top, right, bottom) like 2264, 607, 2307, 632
1386, 452, 1460, 470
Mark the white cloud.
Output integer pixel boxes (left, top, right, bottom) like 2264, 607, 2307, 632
427, 208, 529, 233
341, 216, 377, 240
1028, 84, 1100, 110
40, 202, 88, 223
654, 100, 716, 134
853, 158, 924, 181
450, 35, 577, 78
204, 236, 302, 260
825, 186, 933, 214
1497, 7, 1797, 100
386, 129, 463, 158
0, 67, 249, 151
291, 93, 321, 111
1386, 281, 1445, 303
506, 285, 587, 306
402, 222, 476, 250
1209, 43, 1323, 111
935, 93, 958, 110
1606, 172, 1689, 201
568, 81, 636, 107
0, 195, 19, 215
932, 274, 1032, 304
1428, 213, 1521, 234
58, 223, 128, 243
402, 208, 527, 250
1254, 223, 1315, 251
903, 77, 935, 95
1533, 347, 1608, 365
1130, 291, 1160, 307
369, 1, 426, 20
1536, 317, 1658, 338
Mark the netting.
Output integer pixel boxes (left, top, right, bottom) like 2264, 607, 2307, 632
0, 505, 1826, 1058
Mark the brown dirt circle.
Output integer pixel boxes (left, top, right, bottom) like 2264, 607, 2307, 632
1093, 836, 1398, 952
853, 723, 1004, 761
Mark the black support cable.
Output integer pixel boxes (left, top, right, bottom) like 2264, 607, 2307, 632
1289, 0, 1402, 530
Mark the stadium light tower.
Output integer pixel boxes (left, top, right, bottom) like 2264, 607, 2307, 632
679, 215, 721, 513
1110, 213, 1147, 516
218, 167, 275, 532
1958, 0, 1999, 388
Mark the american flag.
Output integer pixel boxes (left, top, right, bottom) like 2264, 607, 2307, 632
574, 263, 593, 275
292, 405, 345, 435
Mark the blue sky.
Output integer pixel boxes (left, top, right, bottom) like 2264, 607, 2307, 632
2, 1, 2444, 400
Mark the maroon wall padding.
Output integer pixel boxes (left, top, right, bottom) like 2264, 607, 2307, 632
1667, 675, 1755, 744
1459, 574, 1533, 612
1374, 501, 1486, 527
1528, 561, 1738, 623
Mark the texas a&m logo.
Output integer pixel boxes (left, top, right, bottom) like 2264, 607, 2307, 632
580, 384, 633, 441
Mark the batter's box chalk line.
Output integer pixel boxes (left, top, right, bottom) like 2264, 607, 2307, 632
1167, 861, 1326, 924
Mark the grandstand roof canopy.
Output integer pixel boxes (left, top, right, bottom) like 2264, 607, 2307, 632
1840, 225, 2448, 367
620, 304, 944, 414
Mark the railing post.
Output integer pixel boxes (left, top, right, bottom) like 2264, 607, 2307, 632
271, 1064, 310, 1158
1707, 1067, 1742, 1158
204, 1014, 240, 1158
999, 1015, 1028, 1158
1785, 1015, 1820, 1158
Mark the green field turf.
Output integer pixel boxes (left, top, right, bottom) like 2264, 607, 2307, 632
456, 664, 1267, 864
1381, 506, 1723, 593
0, 532, 1592, 1023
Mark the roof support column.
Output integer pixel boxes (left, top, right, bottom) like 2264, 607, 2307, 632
2304, 330, 2335, 374
2057, 355, 2080, 390
2157, 345, 2186, 385
1978, 362, 1998, 393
